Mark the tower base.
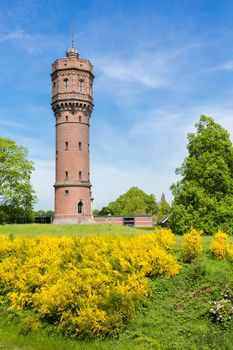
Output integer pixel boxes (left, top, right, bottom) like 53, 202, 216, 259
52, 215, 93, 224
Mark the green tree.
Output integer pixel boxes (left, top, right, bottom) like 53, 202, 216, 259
157, 193, 171, 222
99, 187, 158, 216
34, 210, 54, 218
170, 115, 233, 234
0, 138, 36, 223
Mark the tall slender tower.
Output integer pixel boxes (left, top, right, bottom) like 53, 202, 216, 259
51, 47, 94, 224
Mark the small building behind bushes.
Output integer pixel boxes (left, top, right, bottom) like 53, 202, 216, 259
35, 216, 52, 224
157, 214, 169, 227
94, 215, 153, 227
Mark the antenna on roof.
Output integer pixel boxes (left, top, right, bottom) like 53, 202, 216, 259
71, 17, 75, 48
66, 18, 79, 57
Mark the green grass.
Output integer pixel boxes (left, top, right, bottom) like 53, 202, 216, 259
0, 223, 146, 237
0, 226, 233, 349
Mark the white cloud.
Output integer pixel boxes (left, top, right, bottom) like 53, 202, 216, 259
0, 29, 28, 42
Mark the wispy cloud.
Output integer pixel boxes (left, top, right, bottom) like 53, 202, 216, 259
221, 61, 233, 70
0, 29, 28, 42
94, 44, 197, 89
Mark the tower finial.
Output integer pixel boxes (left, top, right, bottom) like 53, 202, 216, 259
66, 18, 78, 58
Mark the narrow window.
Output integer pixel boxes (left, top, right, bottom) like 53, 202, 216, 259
53, 81, 56, 88
56, 150, 58, 159
79, 171, 82, 181
65, 171, 68, 180
78, 142, 82, 151
64, 190, 69, 196
79, 80, 83, 93
66, 115, 68, 122
64, 79, 68, 92
77, 200, 83, 214
89, 82, 93, 96
79, 116, 81, 122
65, 142, 68, 150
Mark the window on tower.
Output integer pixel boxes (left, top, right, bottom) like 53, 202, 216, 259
79, 171, 82, 181
79, 80, 83, 93
65, 171, 68, 180
66, 116, 68, 122
78, 142, 82, 151
64, 190, 69, 196
65, 142, 68, 150
90, 82, 93, 97
77, 200, 83, 214
79, 116, 82, 122
64, 79, 68, 92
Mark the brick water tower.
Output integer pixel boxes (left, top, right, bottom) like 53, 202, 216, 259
51, 47, 94, 223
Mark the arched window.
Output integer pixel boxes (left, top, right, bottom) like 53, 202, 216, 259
79, 116, 82, 122
77, 200, 83, 214
64, 79, 68, 92
79, 79, 83, 93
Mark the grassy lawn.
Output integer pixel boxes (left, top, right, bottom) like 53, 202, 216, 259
0, 223, 147, 237
0, 225, 232, 349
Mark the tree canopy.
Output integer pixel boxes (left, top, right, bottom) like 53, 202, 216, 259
170, 115, 233, 234
34, 210, 54, 218
0, 138, 36, 223
96, 186, 158, 216
157, 193, 171, 222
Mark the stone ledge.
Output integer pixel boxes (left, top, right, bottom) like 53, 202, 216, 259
54, 181, 91, 188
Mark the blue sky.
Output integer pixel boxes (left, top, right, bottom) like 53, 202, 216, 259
1, 0, 233, 210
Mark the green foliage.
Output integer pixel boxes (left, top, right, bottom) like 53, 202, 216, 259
170, 116, 233, 234
97, 187, 158, 216
156, 193, 171, 222
185, 256, 207, 281
0, 138, 36, 223
34, 210, 54, 218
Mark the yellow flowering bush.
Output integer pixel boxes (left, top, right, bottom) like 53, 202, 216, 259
210, 232, 229, 260
227, 245, 233, 262
0, 234, 180, 338
181, 228, 203, 263
154, 228, 176, 251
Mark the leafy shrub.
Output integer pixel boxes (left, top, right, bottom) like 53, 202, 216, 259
185, 256, 206, 281
209, 285, 233, 327
20, 315, 42, 335
210, 232, 229, 259
0, 234, 180, 338
227, 244, 233, 262
181, 228, 203, 263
